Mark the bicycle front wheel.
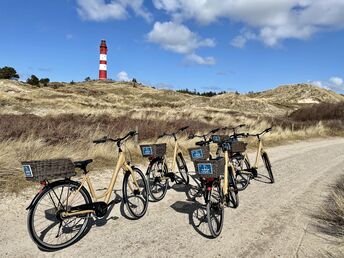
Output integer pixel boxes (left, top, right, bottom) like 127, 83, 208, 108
27, 180, 92, 251
176, 153, 189, 185
262, 152, 274, 183
123, 167, 149, 219
227, 166, 239, 208
146, 159, 168, 202
206, 182, 224, 238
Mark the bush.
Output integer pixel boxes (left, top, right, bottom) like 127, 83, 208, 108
26, 75, 39, 86
39, 78, 50, 86
84, 77, 91, 82
289, 102, 344, 121
70, 80, 75, 85
0, 66, 19, 79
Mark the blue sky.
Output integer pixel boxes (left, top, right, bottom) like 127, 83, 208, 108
1, 0, 344, 93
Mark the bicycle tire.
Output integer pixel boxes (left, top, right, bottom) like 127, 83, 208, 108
27, 180, 92, 251
176, 153, 189, 185
227, 166, 239, 208
123, 167, 149, 219
146, 159, 168, 202
206, 182, 224, 238
232, 156, 251, 191
262, 152, 275, 183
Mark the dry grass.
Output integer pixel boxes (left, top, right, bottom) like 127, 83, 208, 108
312, 175, 344, 255
1, 79, 344, 194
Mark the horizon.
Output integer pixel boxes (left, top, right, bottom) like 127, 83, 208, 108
1, 0, 344, 93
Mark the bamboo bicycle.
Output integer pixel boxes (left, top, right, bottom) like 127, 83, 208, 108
142, 126, 189, 202
26, 131, 149, 250
243, 127, 275, 183
191, 138, 240, 238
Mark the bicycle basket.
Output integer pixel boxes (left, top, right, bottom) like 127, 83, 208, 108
21, 159, 76, 181
188, 146, 210, 161
211, 135, 230, 143
193, 157, 225, 178
230, 141, 247, 153
140, 143, 167, 158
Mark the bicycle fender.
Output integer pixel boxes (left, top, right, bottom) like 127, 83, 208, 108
145, 157, 164, 175
26, 179, 79, 210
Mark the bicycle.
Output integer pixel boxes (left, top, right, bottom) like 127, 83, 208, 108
189, 136, 240, 238
25, 131, 149, 250
244, 127, 274, 183
212, 125, 252, 191
140, 126, 190, 202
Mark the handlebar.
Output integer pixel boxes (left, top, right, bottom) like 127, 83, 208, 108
188, 127, 221, 140
93, 130, 138, 147
246, 127, 272, 137
157, 126, 189, 140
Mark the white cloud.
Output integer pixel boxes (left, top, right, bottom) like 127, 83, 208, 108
329, 76, 344, 86
117, 71, 130, 81
311, 76, 344, 91
152, 0, 344, 47
76, 0, 152, 22
185, 53, 215, 66
147, 21, 215, 65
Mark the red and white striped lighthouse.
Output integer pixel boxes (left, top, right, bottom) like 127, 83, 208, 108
99, 40, 107, 80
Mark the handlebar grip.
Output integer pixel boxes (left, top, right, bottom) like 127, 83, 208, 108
210, 128, 220, 133
128, 130, 137, 137
195, 141, 205, 146
265, 127, 272, 132
93, 136, 107, 144
179, 126, 189, 131
188, 133, 195, 139
239, 124, 246, 127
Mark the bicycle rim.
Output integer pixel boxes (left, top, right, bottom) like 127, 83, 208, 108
206, 183, 224, 238
146, 160, 168, 201
28, 181, 91, 250
123, 168, 149, 219
176, 153, 189, 185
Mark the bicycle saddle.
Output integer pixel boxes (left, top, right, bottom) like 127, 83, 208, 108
74, 159, 93, 172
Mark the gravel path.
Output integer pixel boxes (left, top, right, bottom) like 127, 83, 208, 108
1, 138, 343, 257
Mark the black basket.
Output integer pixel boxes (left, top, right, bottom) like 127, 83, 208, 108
193, 157, 225, 178
140, 143, 167, 157
222, 141, 247, 154
230, 141, 247, 153
211, 135, 230, 143
188, 146, 210, 161
21, 159, 76, 181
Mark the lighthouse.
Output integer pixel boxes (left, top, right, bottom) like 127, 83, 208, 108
99, 40, 107, 80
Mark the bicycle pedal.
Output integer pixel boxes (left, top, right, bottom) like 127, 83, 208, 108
166, 172, 175, 182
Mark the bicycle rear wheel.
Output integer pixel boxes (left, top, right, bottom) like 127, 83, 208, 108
262, 152, 274, 183
232, 155, 250, 191
176, 153, 189, 185
123, 167, 149, 219
146, 159, 168, 202
27, 180, 92, 251
206, 182, 224, 238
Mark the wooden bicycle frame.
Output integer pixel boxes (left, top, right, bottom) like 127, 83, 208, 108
244, 137, 265, 170
162, 139, 181, 173
62, 151, 139, 217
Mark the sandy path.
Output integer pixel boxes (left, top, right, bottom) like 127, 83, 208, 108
1, 138, 343, 257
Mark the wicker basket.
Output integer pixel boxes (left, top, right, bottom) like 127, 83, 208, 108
211, 134, 230, 143
188, 146, 210, 161
222, 141, 247, 153
230, 141, 247, 153
21, 159, 76, 181
140, 143, 167, 157
193, 157, 225, 178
